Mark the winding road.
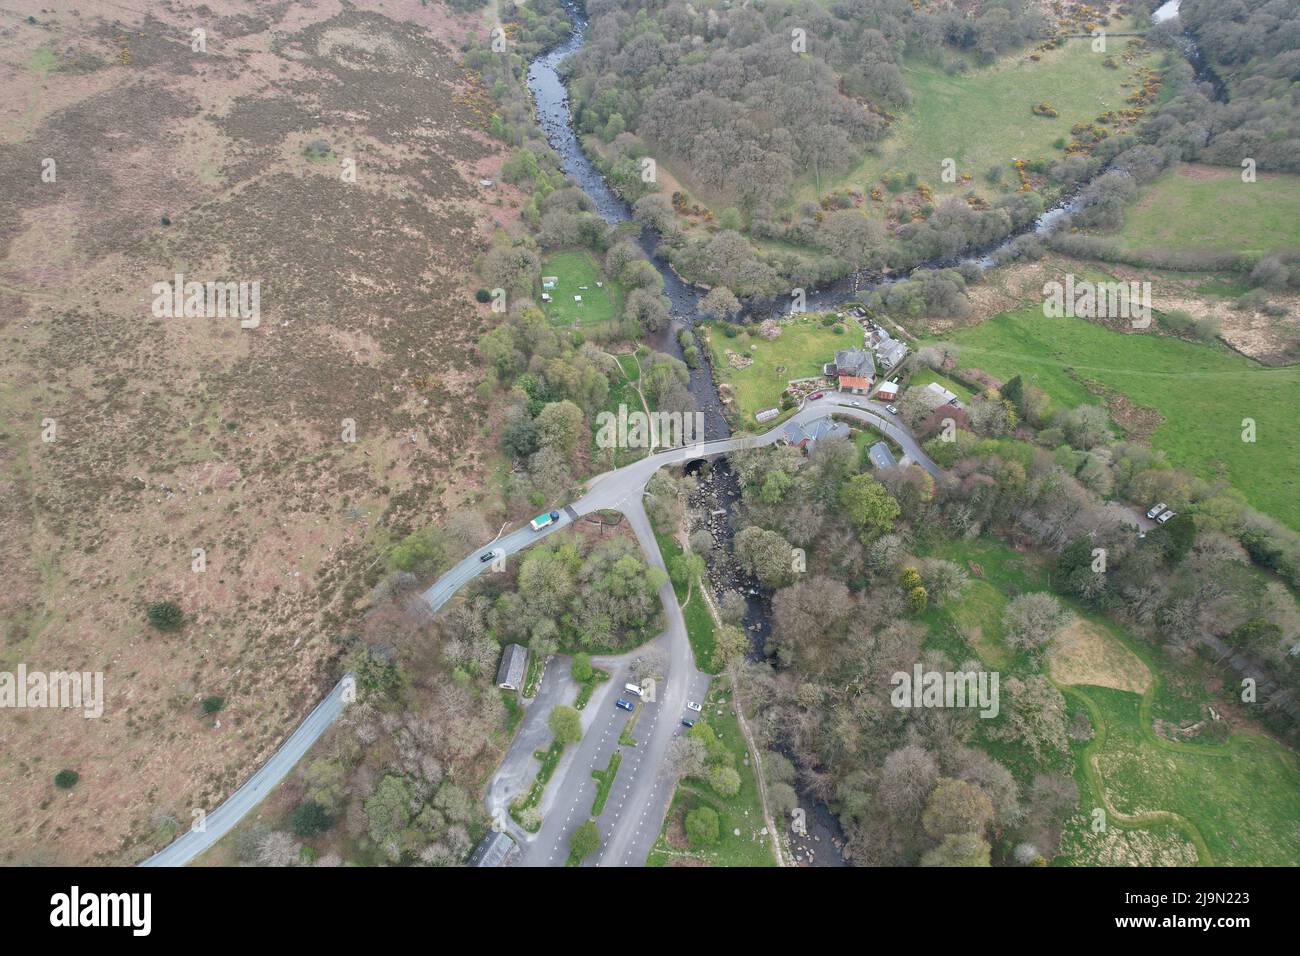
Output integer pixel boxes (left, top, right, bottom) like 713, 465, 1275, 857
140, 396, 936, 866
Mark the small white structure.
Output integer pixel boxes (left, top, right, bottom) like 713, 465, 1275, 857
541, 293, 552, 302
542, 276, 558, 290
479, 178, 495, 187
574, 295, 583, 303
756, 407, 780, 423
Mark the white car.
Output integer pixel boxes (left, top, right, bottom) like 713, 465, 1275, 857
847, 399, 863, 407
686, 701, 702, 712
1146, 502, 1167, 520
1157, 510, 1176, 524
885, 404, 899, 415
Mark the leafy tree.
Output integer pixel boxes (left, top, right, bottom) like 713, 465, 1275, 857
548, 705, 583, 746
1149, 512, 1196, 565
920, 832, 991, 867
535, 400, 586, 455
364, 775, 412, 846
734, 526, 796, 590
922, 778, 994, 839
201, 696, 224, 714
838, 474, 900, 542
713, 623, 749, 666
54, 770, 79, 789
571, 652, 593, 684
147, 601, 184, 632
668, 551, 706, 589
905, 585, 928, 614
700, 285, 741, 321
708, 764, 741, 797
569, 819, 600, 862
684, 806, 719, 846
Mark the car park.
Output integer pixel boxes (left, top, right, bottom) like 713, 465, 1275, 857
615, 698, 635, 712
1146, 502, 1167, 519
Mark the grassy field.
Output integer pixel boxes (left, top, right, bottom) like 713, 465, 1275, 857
939, 307, 1300, 529
920, 538, 1300, 865
647, 684, 775, 867
703, 317, 851, 426
593, 352, 653, 468
797, 35, 1157, 204
1108, 164, 1300, 256
1059, 682, 1300, 866
652, 523, 720, 673
539, 250, 621, 326
908, 368, 975, 403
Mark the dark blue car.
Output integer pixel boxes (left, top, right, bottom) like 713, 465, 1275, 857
615, 698, 635, 712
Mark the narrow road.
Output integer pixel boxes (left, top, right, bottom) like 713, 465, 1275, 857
140, 399, 932, 866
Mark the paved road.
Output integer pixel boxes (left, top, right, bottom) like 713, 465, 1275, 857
140, 675, 354, 867
141, 401, 929, 866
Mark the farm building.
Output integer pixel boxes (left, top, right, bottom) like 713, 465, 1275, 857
496, 643, 528, 690
876, 380, 900, 401
868, 441, 897, 470
838, 375, 871, 394
924, 381, 963, 407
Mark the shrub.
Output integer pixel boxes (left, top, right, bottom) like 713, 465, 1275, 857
685, 806, 719, 846
708, 764, 741, 797
146, 601, 184, 632
54, 770, 79, 789
201, 696, 224, 714
474, 288, 491, 303
289, 801, 334, 837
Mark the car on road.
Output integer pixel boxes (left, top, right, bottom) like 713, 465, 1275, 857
529, 510, 561, 531
885, 404, 898, 415
479, 550, 497, 563
808, 391, 825, 401
615, 698, 635, 712
1146, 502, 1168, 519
686, 701, 702, 712
1157, 510, 1177, 524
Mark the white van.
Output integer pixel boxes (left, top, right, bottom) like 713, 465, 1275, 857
623, 683, 643, 698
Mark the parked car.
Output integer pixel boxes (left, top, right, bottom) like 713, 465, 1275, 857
615, 699, 635, 712
686, 701, 702, 712
808, 391, 825, 401
847, 399, 863, 407
623, 683, 644, 698
1146, 502, 1168, 520
681, 717, 696, 728
885, 404, 899, 415
479, 551, 497, 563
1157, 510, 1177, 524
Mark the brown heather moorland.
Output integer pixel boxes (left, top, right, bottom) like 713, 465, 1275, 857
0, 0, 516, 863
